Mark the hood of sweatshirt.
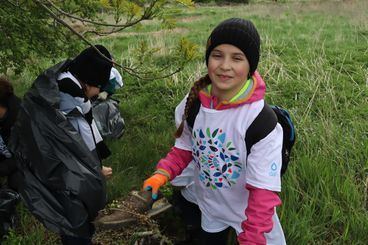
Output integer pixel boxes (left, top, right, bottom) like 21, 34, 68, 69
198, 70, 266, 110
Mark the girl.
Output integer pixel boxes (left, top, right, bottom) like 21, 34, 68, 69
58, 45, 113, 179
57, 45, 113, 244
143, 18, 286, 244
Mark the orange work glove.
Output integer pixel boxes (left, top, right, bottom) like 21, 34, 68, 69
143, 173, 168, 200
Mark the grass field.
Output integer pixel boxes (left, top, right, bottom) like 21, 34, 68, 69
3, 0, 368, 244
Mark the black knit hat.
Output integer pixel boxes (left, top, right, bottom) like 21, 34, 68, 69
205, 18, 260, 75
69, 45, 113, 88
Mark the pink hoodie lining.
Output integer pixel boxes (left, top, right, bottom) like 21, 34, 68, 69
198, 70, 266, 110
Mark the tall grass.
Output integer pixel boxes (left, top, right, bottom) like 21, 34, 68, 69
3, 0, 368, 244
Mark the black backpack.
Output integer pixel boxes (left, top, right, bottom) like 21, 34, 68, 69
186, 99, 296, 176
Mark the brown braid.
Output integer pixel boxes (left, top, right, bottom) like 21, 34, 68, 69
175, 74, 211, 138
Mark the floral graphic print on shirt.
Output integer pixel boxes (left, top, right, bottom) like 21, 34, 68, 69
192, 127, 242, 189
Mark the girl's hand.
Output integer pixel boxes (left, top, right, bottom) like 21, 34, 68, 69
143, 173, 168, 199
101, 166, 113, 179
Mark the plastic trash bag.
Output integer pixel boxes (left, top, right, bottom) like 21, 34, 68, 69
8, 60, 106, 238
92, 98, 125, 139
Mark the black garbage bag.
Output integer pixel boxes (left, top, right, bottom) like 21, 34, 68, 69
92, 98, 125, 140
0, 188, 19, 239
8, 60, 106, 238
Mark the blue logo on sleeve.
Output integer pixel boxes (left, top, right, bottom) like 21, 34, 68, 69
269, 162, 278, 177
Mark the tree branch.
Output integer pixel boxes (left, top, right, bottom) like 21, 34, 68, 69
33, 1, 111, 60
34, 0, 185, 81
45, 0, 159, 29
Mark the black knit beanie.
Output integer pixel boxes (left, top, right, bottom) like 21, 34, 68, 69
205, 18, 260, 75
69, 45, 113, 88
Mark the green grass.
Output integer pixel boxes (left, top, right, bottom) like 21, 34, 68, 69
3, 0, 368, 244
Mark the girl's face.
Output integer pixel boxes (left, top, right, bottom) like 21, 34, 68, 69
207, 44, 250, 102
85, 84, 100, 98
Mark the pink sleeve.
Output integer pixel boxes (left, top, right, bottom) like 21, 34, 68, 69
237, 184, 282, 245
156, 146, 193, 180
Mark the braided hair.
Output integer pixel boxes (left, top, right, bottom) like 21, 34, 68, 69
175, 74, 211, 138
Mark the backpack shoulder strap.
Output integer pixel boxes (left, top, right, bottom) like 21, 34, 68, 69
245, 103, 278, 155
186, 98, 201, 129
